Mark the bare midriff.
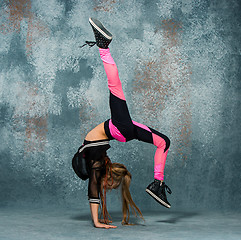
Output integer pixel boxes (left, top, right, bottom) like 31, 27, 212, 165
85, 122, 108, 141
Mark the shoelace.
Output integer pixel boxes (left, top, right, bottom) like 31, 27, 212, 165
164, 184, 172, 194
159, 182, 172, 194
79, 41, 96, 48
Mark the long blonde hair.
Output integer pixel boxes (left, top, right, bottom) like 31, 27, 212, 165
100, 156, 144, 225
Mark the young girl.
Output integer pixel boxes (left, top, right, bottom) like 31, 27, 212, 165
72, 18, 172, 229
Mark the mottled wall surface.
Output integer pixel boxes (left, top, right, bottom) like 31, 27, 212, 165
0, 0, 240, 211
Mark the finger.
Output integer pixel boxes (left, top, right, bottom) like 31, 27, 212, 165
104, 225, 111, 229
108, 225, 117, 228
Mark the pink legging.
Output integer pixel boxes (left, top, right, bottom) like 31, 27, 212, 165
99, 48, 170, 181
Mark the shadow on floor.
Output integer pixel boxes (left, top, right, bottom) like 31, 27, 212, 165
70, 213, 90, 221
70, 210, 199, 225
70, 211, 146, 226
156, 211, 199, 224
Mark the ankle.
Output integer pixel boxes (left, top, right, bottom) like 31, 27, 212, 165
154, 178, 164, 183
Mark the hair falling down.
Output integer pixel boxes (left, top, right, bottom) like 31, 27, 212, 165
100, 156, 144, 225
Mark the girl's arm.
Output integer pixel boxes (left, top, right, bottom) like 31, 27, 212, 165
89, 203, 117, 229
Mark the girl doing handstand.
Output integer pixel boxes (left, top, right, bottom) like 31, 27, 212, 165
72, 18, 172, 229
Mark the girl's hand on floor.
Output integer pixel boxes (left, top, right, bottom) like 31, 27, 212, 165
94, 222, 117, 229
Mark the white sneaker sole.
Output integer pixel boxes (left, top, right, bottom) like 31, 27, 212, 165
146, 189, 171, 208
89, 18, 112, 40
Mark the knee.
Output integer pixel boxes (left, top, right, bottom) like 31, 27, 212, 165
157, 136, 170, 152
122, 124, 135, 142
152, 131, 170, 152
164, 136, 170, 152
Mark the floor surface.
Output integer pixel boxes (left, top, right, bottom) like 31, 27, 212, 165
0, 207, 240, 240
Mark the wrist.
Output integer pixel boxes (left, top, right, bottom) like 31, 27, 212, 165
94, 221, 101, 227
93, 219, 99, 224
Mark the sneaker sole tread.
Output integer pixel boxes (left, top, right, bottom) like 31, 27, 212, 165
146, 189, 171, 208
89, 18, 112, 40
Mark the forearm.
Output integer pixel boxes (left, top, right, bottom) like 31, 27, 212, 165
89, 203, 117, 229
89, 203, 100, 225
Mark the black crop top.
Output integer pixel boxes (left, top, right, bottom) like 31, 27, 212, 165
82, 139, 110, 204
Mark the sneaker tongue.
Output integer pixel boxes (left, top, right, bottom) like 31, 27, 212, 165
154, 179, 164, 185
160, 181, 165, 186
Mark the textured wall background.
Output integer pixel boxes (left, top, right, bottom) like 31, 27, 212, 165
0, 0, 240, 212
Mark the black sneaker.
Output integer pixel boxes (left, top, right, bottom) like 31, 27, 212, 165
146, 180, 172, 208
89, 17, 113, 49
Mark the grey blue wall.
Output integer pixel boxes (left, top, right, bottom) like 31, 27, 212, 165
0, 0, 240, 211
